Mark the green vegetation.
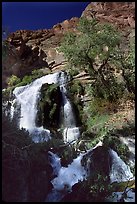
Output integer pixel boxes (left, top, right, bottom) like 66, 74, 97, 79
59, 17, 122, 101
59, 17, 135, 158
2, 69, 45, 102
70, 174, 112, 202
7, 69, 45, 88
87, 174, 113, 202
59, 17, 135, 101
7, 75, 21, 87
2, 15, 135, 202
36, 83, 62, 129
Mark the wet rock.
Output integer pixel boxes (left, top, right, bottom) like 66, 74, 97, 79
82, 146, 111, 178
36, 83, 62, 129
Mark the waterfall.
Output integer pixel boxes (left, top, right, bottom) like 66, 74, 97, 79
6, 71, 134, 202
45, 152, 87, 202
109, 149, 134, 183
45, 142, 134, 202
45, 141, 103, 202
59, 72, 80, 143
12, 72, 60, 142
48, 151, 61, 176
11, 71, 80, 143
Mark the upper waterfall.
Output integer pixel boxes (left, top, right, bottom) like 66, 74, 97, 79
13, 72, 59, 142
11, 71, 80, 143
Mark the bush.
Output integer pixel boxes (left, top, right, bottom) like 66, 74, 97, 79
7, 75, 21, 87
6, 69, 44, 90
86, 113, 110, 137
20, 69, 44, 86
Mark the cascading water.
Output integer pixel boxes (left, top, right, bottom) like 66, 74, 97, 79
59, 72, 80, 143
109, 149, 134, 183
7, 71, 134, 202
45, 151, 87, 202
45, 141, 103, 202
11, 71, 80, 143
48, 151, 62, 176
12, 72, 60, 142
45, 141, 134, 202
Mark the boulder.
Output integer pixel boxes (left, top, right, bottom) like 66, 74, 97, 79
81, 146, 111, 178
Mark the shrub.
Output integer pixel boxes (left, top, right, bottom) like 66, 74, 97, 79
7, 75, 21, 87
86, 113, 110, 137
20, 69, 44, 86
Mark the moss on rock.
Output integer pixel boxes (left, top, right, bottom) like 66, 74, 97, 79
67, 80, 85, 126
36, 83, 62, 130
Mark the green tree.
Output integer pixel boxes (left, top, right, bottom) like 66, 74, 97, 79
60, 18, 121, 70
59, 17, 126, 101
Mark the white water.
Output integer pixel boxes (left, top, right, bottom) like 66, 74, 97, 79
59, 72, 80, 143
109, 149, 134, 183
10, 99, 16, 120
63, 127, 80, 143
7, 71, 134, 202
48, 151, 61, 176
45, 153, 87, 202
45, 141, 103, 202
51, 154, 87, 191
52, 141, 103, 190
45, 141, 134, 202
11, 71, 80, 143
13, 72, 60, 142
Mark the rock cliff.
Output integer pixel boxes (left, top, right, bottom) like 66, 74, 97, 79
2, 2, 135, 88
82, 2, 135, 29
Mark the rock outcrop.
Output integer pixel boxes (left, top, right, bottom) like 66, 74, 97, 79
2, 17, 79, 88
82, 2, 135, 29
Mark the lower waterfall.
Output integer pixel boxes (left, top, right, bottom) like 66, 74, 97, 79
45, 142, 134, 202
109, 149, 134, 183
45, 142, 102, 202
